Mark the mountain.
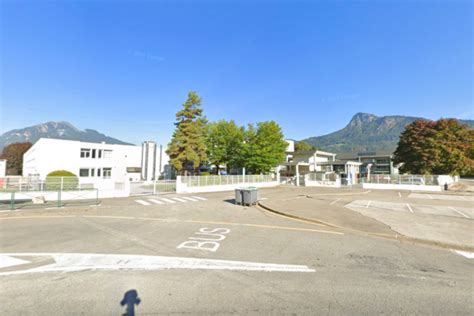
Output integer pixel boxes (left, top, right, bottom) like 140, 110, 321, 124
303, 113, 474, 154
0, 121, 133, 149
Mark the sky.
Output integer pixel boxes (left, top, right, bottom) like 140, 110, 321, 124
1, 0, 472, 145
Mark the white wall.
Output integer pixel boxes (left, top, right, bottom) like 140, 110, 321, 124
362, 183, 442, 192
0, 160, 6, 177
23, 138, 142, 183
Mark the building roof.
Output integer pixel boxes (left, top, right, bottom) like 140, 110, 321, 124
293, 150, 336, 157
337, 150, 395, 160
319, 160, 363, 166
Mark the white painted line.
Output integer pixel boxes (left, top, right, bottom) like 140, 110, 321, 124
453, 250, 474, 259
135, 200, 150, 206
366, 201, 371, 208
148, 199, 164, 205
259, 197, 268, 200
172, 197, 187, 203
406, 203, 414, 213
191, 196, 207, 201
0, 253, 315, 276
427, 195, 433, 199
330, 198, 341, 205
448, 207, 470, 219
398, 192, 402, 198
363, 190, 372, 194
0, 255, 31, 269
160, 198, 176, 204
182, 197, 199, 202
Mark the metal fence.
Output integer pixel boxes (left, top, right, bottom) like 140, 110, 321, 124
130, 180, 176, 195
306, 173, 338, 182
360, 174, 440, 185
180, 175, 274, 187
0, 176, 94, 192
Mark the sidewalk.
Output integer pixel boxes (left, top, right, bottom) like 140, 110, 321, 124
258, 187, 474, 251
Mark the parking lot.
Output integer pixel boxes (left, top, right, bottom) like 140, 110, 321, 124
0, 187, 472, 314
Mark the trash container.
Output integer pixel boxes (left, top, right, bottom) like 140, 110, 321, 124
242, 187, 258, 206
235, 188, 243, 205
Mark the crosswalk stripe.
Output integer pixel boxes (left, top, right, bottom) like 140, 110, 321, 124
135, 200, 151, 206
172, 197, 187, 202
182, 197, 199, 202
192, 196, 207, 201
160, 198, 176, 204
148, 199, 164, 205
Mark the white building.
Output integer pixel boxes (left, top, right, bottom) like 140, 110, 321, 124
22, 138, 169, 183
141, 141, 169, 180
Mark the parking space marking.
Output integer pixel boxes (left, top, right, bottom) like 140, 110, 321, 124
406, 204, 414, 213
135, 200, 150, 206
172, 197, 188, 203
398, 192, 402, 198
191, 196, 207, 201
330, 198, 341, 205
366, 201, 371, 208
448, 207, 470, 219
182, 197, 199, 202
148, 199, 164, 205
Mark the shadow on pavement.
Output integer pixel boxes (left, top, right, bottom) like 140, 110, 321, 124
120, 289, 141, 316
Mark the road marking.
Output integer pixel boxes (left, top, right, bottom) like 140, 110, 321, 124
427, 195, 433, 199
0, 253, 315, 275
453, 250, 474, 259
330, 198, 341, 205
191, 196, 207, 201
182, 197, 199, 202
148, 199, 164, 205
366, 201, 371, 208
172, 197, 187, 203
160, 198, 176, 204
177, 227, 231, 252
0, 214, 343, 235
406, 203, 414, 213
398, 192, 402, 198
134, 200, 150, 206
448, 207, 470, 219
0, 255, 31, 269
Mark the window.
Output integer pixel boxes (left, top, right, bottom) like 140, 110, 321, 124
91, 168, 95, 177
103, 168, 112, 178
91, 149, 96, 158
80, 168, 90, 177
80, 148, 91, 158
97, 168, 101, 177
98, 150, 102, 158
103, 150, 112, 159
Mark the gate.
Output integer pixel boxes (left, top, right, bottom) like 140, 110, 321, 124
130, 180, 176, 196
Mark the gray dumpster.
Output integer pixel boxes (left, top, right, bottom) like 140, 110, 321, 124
235, 188, 243, 205
242, 187, 258, 206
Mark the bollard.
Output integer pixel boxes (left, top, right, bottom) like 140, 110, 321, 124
57, 190, 62, 208
10, 192, 15, 210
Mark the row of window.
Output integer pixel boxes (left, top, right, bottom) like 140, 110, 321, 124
80, 148, 113, 159
79, 168, 112, 178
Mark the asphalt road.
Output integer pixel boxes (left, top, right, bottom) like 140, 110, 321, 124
0, 190, 472, 315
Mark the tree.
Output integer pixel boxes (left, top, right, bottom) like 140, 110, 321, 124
166, 91, 208, 175
394, 119, 474, 175
295, 141, 315, 152
0, 142, 32, 175
205, 120, 244, 173
241, 121, 288, 174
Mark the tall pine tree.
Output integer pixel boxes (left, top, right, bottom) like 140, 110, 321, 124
166, 91, 207, 175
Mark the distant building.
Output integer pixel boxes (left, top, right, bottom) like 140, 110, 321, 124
22, 138, 170, 182
337, 151, 399, 175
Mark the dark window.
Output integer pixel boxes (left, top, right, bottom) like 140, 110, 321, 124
91, 149, 96, 158
80, 168, 89, 177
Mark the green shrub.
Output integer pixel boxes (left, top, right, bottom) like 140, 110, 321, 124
45, 170, 79, 191
200, 171, 211, 176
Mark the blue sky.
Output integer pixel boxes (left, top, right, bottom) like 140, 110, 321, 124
1, 1, 472, 145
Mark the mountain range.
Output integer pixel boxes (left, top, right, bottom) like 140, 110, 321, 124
0, 121, 132, 149
1, 114, 472, 153
303, 113, 474, 154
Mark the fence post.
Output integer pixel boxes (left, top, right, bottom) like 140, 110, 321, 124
57, 190, 61, 208
40, 180, 44, 192
96, 188, 99, 205
10, 192, 15, 210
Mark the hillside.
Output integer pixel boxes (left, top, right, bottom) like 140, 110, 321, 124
0, 121, 132, 149
303, 113, 474, 154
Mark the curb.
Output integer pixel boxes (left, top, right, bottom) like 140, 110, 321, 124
257, 201, 474, 253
